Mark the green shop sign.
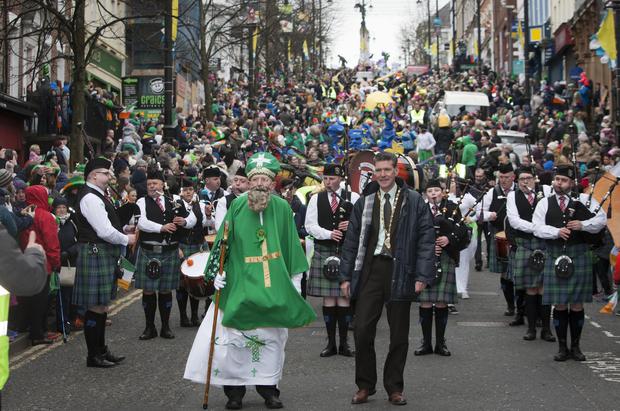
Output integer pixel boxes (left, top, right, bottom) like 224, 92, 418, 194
91, 47, 122, 79
122, 76, 174, 110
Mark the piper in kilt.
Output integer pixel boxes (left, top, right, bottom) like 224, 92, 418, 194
506, 166, 556, 342
73, 157, 136, 368
136, 168, 196, 340
174, 177, 207, 328
533, 165, 606, 362
479, 163, 524, 324
415, 179, 468, 357
305, 164, 359, 358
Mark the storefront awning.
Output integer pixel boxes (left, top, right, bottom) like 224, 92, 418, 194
0, 92, 37, 118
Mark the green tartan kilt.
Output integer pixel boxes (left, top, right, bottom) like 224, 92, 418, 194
488, 226, 508, 274
73, 243, 121, 307
511, 237, 546, 290
307, 243, 343, 297
134, 246, 181, 292
417, 254, 457, 304
542, 243, 593, 305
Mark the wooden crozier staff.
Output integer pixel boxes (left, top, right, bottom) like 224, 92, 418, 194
202, 221, 229, 409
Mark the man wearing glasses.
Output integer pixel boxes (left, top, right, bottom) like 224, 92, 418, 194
506, 167, 555, 342
73, 158, 136, 367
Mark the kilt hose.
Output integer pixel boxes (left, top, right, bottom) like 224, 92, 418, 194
417, 253, 457, 304
510, 236, 546, 290
542, 243, 593, 305
73, 243, 121, 307
307, 242, 344, 298
488, 226, 508, 275
134, 246, 181, 292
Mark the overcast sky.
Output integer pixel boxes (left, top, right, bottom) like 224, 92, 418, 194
325, 0, 450, 68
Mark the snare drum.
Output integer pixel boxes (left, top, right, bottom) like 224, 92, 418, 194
180, 251, 214, 300
494, 231, 510, 260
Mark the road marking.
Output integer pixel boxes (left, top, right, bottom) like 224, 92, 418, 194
10, 290, 141, 371
584, 352, 620, 383
603, 331, 620, 338
467, 291, 499, 296
456, 321, 506, 327
590, 321, 602, 328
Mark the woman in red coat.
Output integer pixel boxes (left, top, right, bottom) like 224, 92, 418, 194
18, 185, 61, 345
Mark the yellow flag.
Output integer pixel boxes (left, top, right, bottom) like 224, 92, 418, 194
288, 39, 292, 62
431, 42, 438, 57
517, 19, 524, 49
171, 0, 178, 41
252, 26, 259, 57
473, 40, 478, 58
598, 10, 617, 61
303, 39, 309, 60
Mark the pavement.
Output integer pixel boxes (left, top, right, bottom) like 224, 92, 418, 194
4, 261, 620, 411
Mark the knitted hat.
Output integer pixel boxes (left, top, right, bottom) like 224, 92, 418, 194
0, 169, 12, 188
246, 152, 281, 180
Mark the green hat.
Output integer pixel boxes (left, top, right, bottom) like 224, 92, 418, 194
246, 152, 281, 180
60, 175, 85, 194
74, 163, 86, 174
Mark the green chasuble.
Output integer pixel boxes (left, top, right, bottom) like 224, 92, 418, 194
205, 193, 315, 330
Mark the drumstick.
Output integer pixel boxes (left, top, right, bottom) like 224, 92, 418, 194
203, 221, 229, 409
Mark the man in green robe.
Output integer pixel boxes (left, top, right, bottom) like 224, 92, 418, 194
185, 152, 315, 410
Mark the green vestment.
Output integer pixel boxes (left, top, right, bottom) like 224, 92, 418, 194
205, 193, 315, 330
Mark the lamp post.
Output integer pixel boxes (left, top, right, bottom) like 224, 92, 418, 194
524, 0, 530, 100
416, 0, 432, 70
434, 0, 441, 72
476, 0, 481, 82
606, 0, 620, 145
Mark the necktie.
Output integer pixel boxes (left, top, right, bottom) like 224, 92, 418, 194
383, 193, 392, 232
527, 192, 534, 206
331, 192, 338, 213
432, 205, 438, 216
559, 196, 566, 212
156, 196, 165, 213
382, 192, 392, 254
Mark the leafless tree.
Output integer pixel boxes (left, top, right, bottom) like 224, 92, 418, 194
2, 0, 161, 165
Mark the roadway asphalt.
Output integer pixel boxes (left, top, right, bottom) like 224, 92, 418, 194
4, 261, 620, 410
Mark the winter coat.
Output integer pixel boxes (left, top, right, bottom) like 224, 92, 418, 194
19, 185, 60, 274
340, 179, 436, 301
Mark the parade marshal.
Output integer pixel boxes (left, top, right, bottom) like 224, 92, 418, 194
184, 152, 315, 410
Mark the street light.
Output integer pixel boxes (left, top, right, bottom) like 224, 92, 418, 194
433, 4, 441, 72
416, 0, 432, 69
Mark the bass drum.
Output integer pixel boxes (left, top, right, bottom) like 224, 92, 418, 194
348, 150, 376, 193
180, 251, 214, 300
395, 153, 423, 192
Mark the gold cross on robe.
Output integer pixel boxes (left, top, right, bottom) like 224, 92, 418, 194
244, 240, 280, 288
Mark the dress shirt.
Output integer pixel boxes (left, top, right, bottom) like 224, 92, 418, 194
532, 192, 607, 239
136, 195, 196, 235
373, 183, 398, 256
305, 188, 360, 240
416, 131, 436, 152
506, 185, 552, 234
477, 183, 515, 222
80, 182, 128, 246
